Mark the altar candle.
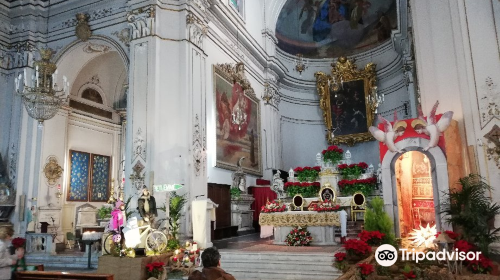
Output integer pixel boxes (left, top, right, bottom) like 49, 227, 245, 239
175, 249, 179, 256
193, 244, 198, 251
35, 66, 39, 87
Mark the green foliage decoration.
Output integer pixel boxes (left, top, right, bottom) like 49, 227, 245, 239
363, 196, 396, 245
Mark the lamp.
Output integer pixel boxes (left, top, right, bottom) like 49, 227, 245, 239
366, 86, 384, 114
15, 48, 69, 128
294, 53, 307, 76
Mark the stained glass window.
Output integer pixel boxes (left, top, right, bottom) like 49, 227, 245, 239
68, 150, 90, 201
90, 154, 110, 202
68, 150, 111, 202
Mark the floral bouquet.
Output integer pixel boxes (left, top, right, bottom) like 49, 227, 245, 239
358, 230, 385, 246
310, 200, 340, 212
357, 263, 374, 280
322, 145, 343, 164
146, 261, 165, 279
285, 226, 312, 246
333, 252, 347, 271
343, 239, 371, 259
293, 166, 321, 182
467, 254, 493, 274
11, 237, 27, 273
338, 162, 368, 179
402, 264, 417, 279
260, 200, 286, 213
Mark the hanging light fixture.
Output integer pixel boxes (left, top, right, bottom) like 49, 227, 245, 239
15, 48, 69, 128
366, 86, 384, 114
231, 92, 247, 130
294, 53, 307, 76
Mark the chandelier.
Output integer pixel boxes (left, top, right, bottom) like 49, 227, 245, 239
366, 86, 384, 113
15, 48, 69, 128
294, 53, 308, 76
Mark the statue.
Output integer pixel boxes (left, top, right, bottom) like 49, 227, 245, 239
137, 186, 157, 224
271, 170, 285, 199
316, 153, 322, 167
231, 157, 247, 193
369, 111, 407, 153
26, 206, 36, 233
288, 168, 295, 182
413, 101, 454, 151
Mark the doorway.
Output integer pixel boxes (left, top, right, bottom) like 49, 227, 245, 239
394, 151, 435, 238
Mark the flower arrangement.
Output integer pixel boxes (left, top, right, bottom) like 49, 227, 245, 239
285, 226, 312, 246
402, 264, 416, 279
454, 239, 474, 253
356, 263, 374, 280
11, 237, 26, 249
467, 254, 493, 274
333, 252, 347, 271
322, 145, 343, 164
146, 261, 165, 279
293, 166, 321, 182
310, 200, 340, 212
338, 178, 376, 196
261, 200, 286, 213
338, 162, 368, 179
284, 182, 321, 198
343, 239, 371, 257
358, 230, 385, 246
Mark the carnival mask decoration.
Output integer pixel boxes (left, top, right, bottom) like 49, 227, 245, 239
412, 101, 454, 151
369, 111, 407, 153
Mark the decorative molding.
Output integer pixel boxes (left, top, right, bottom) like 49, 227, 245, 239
215, 62, 255, 96
483, 125, 500, 168
480, 77, 500, 128
0, 41, 35, 70
57, 8, 113, 29
130, 160, 145, 190
75, 13, 92, 41
127, 6, 155, 40
8, 143, 16, 184
112, 28, 131, 48
133, 128, 146, 162
43, 156, 63, 186
186, 12, 208, 49
192, 114, 206, 176
82, 42, 111, 53
90, 74, 100, 85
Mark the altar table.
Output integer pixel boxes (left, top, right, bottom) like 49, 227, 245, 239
259, 210, 347, 245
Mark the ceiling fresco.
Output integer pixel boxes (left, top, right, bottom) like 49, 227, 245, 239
276, 0, 398, 59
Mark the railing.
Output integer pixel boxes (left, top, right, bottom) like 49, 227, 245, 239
26, 233, 54, 254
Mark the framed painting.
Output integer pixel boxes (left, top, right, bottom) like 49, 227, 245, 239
213, 63, 262, 176
89, 154, 111, 202
67, 150, 90, 201
315, 56, 378, 146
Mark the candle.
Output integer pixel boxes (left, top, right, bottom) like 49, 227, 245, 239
35, 66, 39, 87
175, 249, 179, 255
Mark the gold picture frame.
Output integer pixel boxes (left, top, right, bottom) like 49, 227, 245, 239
213, 62, 262, 176
319, 183, 337, 203
292, 194, 305, 211
315, 56, 378, 146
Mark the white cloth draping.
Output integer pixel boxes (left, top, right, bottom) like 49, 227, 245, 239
340, 210, 347, 237
260, 225, 274, 238
192, 200, 217, 248
123, 217, 141, 248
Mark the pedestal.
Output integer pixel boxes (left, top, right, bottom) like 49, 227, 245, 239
97, 254, 171, 280
231, 194, 255, 232
192, 199, 218, 248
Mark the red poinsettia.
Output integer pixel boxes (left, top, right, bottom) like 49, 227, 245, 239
454, 240, 474, 253
322, 145, 343, 163
435, 230, 459, 240
334, 252, 346, 262
358, 230, 385, 246
145, 262, 165, 279
402, 270, 417, 279
343, 239, 371, 256
467, 254, 493, 274
260, 200, 286, 213
311, 200, 341, 212
11, 237, 26, 249
357, 263, 374, 276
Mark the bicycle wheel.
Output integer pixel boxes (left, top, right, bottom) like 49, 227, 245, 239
146, 231, 168, 252
103, 234, 114, 255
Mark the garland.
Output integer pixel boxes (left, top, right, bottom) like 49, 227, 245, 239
285, 226, 312, 246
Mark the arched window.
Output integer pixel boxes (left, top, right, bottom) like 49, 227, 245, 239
81, 88, 103, 104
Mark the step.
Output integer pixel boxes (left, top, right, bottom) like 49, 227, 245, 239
226, 268, 342, 280
222, 260, 336, 273
25, 254, 98, 268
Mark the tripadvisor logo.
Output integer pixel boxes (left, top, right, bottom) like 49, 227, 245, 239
375, 244, 482, 267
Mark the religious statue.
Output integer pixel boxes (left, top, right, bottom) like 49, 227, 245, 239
316, 153, 323, 167
110, 200, 126, 231
231, 157, 247, 193
271, 170, 285, 199
26, 206, 36, 233
288, 168, 295, 182
137, 187, 157, 224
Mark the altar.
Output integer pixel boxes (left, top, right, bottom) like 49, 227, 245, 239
259, 210, 347, 245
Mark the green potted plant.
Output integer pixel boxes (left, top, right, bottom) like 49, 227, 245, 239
230, 187, 242, 200
97, 205, 112, 220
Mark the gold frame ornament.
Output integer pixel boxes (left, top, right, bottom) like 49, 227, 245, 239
318, 183, 337, 203
292, 194, 305, 211
315, 56, 378, 146
43, 156, 64, 186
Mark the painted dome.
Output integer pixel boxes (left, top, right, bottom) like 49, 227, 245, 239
276, 0, 397, 58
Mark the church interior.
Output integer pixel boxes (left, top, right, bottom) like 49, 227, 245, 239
0, 0, 500, 279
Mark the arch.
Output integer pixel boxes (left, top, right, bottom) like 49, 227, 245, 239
380, 137, 451, 237
80, 87, 104, 105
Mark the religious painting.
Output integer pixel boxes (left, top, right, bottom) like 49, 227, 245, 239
213, 63, 262, 176
319, 184, 336, 202
90, 154, 110, 202
315, 56, 377, 146
276, 0, 397, 59
68, 150, 90, 201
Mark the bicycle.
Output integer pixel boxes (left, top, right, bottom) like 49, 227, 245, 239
103, 223, 168, 254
